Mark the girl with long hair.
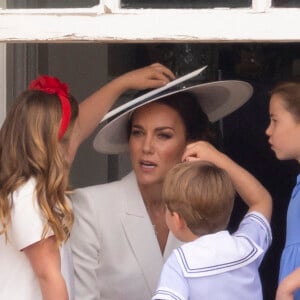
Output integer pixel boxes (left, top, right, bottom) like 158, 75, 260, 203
0, 63, 174, 300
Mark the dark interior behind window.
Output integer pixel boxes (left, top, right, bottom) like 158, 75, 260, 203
121, 0, 251, 9
273, 0, 300, 7
7, 0, 99, 9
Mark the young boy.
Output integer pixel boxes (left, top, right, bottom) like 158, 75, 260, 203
152, 141, 272, 300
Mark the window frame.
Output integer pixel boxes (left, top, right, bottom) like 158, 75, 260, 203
0, 0, 300, 43
1, 0, 300, 125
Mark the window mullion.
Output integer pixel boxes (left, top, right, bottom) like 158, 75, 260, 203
103, 0, 120, 12
252, 0, 271, 12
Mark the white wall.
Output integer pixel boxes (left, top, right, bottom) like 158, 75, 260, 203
46, 44, 111, 187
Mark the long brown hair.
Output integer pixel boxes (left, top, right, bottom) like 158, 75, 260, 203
0, 89, 78, 245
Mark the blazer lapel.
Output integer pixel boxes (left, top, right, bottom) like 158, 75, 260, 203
121, 173, 164, 292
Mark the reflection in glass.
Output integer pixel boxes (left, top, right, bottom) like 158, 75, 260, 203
144, 44, 216, 79
121, 0, 251, 9
7, 0, 99, 9
108, 43, 217, 83
273, 0, 300, 7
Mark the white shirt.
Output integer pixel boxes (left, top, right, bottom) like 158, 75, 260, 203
152, 212, 272, 300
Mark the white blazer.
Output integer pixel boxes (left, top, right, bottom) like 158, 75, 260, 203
70, 172, 182, 300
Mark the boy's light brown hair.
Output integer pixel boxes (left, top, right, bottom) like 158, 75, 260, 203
162, 160, 235, 236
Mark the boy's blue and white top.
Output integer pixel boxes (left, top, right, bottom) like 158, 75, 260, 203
152, 212, 272, 300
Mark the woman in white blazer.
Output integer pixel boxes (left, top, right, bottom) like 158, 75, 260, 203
70, 71, 253, 300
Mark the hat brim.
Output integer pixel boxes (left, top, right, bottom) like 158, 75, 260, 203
94, 80, 253, 154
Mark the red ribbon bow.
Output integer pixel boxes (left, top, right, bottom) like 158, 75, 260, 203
28, 75, 71, 140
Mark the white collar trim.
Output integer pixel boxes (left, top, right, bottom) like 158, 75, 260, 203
175, 231, 263, 277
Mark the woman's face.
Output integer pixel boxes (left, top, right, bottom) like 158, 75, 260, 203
129, 102, 187, 187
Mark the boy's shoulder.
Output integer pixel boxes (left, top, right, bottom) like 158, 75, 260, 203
238, 211, 271, 229
234, 211, 272, 249
174, 216, 270, 278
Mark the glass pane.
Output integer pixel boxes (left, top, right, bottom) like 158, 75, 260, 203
6, 42, 299, 300
121, 0, 251, 9
7, 0, 99, 9
273, 0, 300, 7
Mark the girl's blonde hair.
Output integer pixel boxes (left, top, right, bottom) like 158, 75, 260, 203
0, 89, 78, 245
163, 161, 235, 236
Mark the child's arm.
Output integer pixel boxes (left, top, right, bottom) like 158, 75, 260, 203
23, 236, 68, 300
69, 63, 175, 155
182, 141, 272, 222
276, 267, 300, 300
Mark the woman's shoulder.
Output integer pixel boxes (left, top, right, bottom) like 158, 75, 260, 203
71, 171, 138, 210
74, 171, 136, 196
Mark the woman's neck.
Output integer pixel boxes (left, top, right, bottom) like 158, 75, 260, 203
139, 182, 169, 254
139, 182, 163, 209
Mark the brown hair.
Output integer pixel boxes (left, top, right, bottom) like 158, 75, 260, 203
0, 89, 78, 245
270, 81, 300, 122
163, 161, 235, 236
128, 92, 216, 144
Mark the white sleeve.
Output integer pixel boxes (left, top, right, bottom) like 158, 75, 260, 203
234, 211, 272, 253
152, 252, 188, 300
10, 189, 53, 250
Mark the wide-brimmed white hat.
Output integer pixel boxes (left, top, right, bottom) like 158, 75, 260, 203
94, 66, 253, 154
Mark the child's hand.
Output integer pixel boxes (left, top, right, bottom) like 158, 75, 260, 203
182, 141, 222, 165
117, 62, 175, 91
276, 283, 294, 300
276, 268, 300, 300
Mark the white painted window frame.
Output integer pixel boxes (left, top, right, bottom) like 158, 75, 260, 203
0, 0, 300, 125
0, 0, 299, 43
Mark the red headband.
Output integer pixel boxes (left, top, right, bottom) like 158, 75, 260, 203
28, 75, 71, 140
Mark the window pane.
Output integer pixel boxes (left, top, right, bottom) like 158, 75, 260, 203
121, 0, 251, 9
273, 0, 300, 7
7, 0, 99, 9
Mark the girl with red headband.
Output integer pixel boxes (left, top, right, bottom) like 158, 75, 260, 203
0, 63, 174, 300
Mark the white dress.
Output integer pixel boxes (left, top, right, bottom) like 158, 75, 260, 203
0, 178, 74, 300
